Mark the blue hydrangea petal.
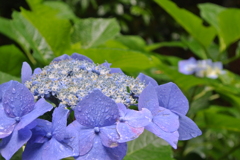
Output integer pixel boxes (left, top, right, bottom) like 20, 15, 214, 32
153, 107, 179, 132
0, 104, 16, 138
21, 62, 32, 84
74, 90, 119, 127
27, 119, 52, 144
33, 68, 42, 75
3, 81, 35, 117
52, 105, 69, 141
71, 53, 93, 63
178, 57, 197, 75
0, 82, 10, 101
176, 113, 202, 140
145, 122, 179, 149
117, 103, 127, 117
156, 82, 189, 115
52, 54, 71, 62
124, 108, 152, 128
99, 125, 120, 148
15, 98, 53, 131
138, 83, 159, 115
117, 122, 144, 143
75, 136, 127, 160
23, 138, 76, 160
101, 62, 112, 68
137, 73, 158, 86
110, 68, 124, 74
0, 128, 32, 160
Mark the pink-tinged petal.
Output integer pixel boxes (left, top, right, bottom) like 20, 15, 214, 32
33, 68, 42, 75
74, 90, 119, 127
137, 73, 158, 86
124, 108, 152, 128
117, 122, 144, 143
52, 105, 69, 141
110, 68, 124, 74
71, 53, 93, 63
99, 125, 120, 148
145, 122, 179, 149
21, 62, 32, 83
176, 112, 202, 140
0, 104, 16, 138
117, 103, 127, 117
15, 98, 53, 131
156, 82, 189, 115
138, 83, 159, 115
153, 107, 179, 132
76, 136, 127, 160
0, 128, 32, 160
3, 81, 35, 117
52, 54, 71, 62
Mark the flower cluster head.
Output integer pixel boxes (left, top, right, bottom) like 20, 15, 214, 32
178, 57, 225, 79
0, 53, 202, 160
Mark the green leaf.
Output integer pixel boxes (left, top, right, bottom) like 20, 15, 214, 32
124, 131, 175, 160
71, 18, 120, 48
155, 0, 216, 48
66, 48, 160, 73
145, 41, 187, 52
0, 71, 20, 84
0, 45, 28, 77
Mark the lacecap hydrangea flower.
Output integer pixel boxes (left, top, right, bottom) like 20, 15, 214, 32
178, 57, 225, 79
0, 53, 201, 160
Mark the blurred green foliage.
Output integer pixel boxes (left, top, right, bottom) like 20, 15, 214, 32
1, 0, 240, 160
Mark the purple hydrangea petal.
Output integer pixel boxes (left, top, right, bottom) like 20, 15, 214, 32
145, 122, 179, 149
124, 108, 152, 128
15, 98, 53, 131
178, 57, 197, 75
76, 136, 127, 160
117, 103, 127, 117
0, 104, 16, 138
33, 68, 42, 75
0, 128, 32, 160
176, 113, 202, 140
52, 54, 71, 62
21, 62, 32, 83
52, 105, 69, 141
117, 122, 144, 143
27, 119, 52, 144
0, 81, 11, 101
74, 90, 119, 127
23, 138, 76, 160
138, 83, 159, 115
153, 107, 179, 132
156, 82, 189, 115
71, 53, 93, 63
3, 81, 35, 117
68, 120, 95, 156
110, 68, 124, 74
137, 73, 158, 86
99, 125, 120, 148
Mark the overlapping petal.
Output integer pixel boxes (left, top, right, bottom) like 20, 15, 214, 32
76, 136, 127, 160
137, 73, 158, 86
156, 82, 189, 115
99, 125, 120, 148
74, 89, 119, 127
0, 128, 32, 160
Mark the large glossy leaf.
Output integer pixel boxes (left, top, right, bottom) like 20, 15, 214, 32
71, 18, 120, 48
0, 71, 20, 84
199, 3, 240, 51
155, 0, 216, 48
67, 48, 160, 73
0, 45, 28, 77
124, 131, 175, 160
